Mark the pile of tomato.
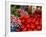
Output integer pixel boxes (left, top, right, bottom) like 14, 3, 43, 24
11, 9, 42, 32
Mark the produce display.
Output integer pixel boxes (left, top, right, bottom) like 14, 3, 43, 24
10, 5, 42, 32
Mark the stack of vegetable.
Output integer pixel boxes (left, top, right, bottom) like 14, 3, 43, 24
10, 5, 42, 32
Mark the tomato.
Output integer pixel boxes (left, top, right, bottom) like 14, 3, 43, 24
26, 24, 30, 28
37, 25, 42, 30
30, 24, 35, 29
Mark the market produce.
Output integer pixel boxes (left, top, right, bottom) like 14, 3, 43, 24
10, 5, 42, 32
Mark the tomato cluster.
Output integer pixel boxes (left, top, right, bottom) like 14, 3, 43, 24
18, 14, 42, 31
11, 9, 42, 32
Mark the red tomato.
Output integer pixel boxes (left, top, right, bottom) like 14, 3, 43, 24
37, 25, 42, 30
26, 24, 30, 28
30, 24, 35, 29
